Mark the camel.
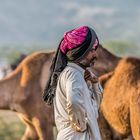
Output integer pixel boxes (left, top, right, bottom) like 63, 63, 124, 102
99, 57, 140, 140
0, 51, 55, 140
93, 44, 120, 76
0, 45, 120, 140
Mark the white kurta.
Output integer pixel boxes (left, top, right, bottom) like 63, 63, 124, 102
54, 62, 103, 140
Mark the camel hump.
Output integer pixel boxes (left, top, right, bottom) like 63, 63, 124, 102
115, 57, 140, 73
125, 57, 140, 67
20, 51, 55, 87
112, 57, 140, 86
21, 51, 55, 65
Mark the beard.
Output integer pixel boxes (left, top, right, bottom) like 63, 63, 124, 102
78, 57, 97, 68
89, 57, 97, 66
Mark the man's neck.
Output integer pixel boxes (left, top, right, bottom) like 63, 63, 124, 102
76, 62, 87, 70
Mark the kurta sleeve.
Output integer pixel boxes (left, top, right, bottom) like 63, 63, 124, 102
65, 71, 87, 132
92, 82, 103, 109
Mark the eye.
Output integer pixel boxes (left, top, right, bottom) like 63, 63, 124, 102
90, 48, 96, 52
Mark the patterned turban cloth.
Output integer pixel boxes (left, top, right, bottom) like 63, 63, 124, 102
60, 26, 99, 61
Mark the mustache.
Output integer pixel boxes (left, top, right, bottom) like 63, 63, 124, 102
91, 57, 97, 61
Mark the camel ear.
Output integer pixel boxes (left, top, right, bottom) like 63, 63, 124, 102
99, 71, 114, 88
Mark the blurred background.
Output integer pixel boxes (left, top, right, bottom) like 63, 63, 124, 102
0, 0, 139, 139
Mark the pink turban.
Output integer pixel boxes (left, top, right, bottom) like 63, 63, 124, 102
60, 26, 89, 54
60, 26, 99, 61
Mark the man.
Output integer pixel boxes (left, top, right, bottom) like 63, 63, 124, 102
43, 26, 103, 140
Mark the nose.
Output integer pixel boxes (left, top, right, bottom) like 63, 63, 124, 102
91, 50, 97, 57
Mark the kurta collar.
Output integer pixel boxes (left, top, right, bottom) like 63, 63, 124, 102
67, 62, 85, 76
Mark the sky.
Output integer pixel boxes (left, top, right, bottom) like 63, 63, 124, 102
0, 0, 139, 46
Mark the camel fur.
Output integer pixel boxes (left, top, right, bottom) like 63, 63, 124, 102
99, 57, 140, 140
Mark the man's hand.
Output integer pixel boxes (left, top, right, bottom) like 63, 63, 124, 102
84, 69, 98, 83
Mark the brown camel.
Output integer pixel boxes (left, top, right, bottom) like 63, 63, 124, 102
93, 44, 120, 76
0, 45, 120, 140
0, 51, 55, 140
99, 57, 140, 140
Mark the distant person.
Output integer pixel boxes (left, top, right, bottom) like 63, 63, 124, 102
10, 53, 26, 70
0, 54, 26, 79
43, 26, 103, 140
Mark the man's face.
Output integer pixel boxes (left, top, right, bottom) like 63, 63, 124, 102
79, 47, 97, 67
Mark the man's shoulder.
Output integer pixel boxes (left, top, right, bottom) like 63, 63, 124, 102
61, 65, 82, 80
64, 65, 80, 75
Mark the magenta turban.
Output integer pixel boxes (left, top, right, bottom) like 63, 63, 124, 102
60, 26, 99, 61
60, 26, 89, 54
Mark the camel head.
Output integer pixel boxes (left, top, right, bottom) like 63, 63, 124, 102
92, 44, 121, 76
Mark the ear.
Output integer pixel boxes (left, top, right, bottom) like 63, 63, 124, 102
99, 71, 114, 88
